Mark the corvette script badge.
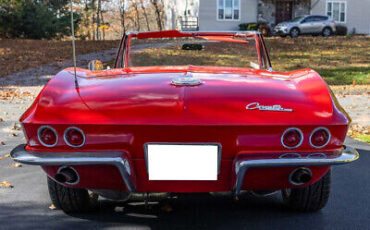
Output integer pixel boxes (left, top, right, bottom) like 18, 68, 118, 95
246, 102, 293, 112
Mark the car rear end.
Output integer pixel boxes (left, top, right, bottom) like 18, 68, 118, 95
10, 31, 358, 213
12, 68, 358, 195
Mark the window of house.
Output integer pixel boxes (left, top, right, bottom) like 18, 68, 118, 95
218, 0, 240, 20
327, 1, 346, 22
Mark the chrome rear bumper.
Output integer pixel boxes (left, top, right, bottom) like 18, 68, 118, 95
10, 144, 135, 192
11, 144, 359, 195
233, 146, 359, 195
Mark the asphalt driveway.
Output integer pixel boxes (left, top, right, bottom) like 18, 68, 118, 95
0, 140, 369, 230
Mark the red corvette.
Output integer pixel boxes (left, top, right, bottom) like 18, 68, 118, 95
11, 30, 358, 213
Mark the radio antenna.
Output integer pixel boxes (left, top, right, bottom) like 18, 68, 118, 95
70, 0, 78, 88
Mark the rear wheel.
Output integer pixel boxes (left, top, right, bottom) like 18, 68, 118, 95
290, 28, 300, 38
322, 27, 332, 37
282, 169, 331, 212
280, 35, 287, 38
47, 176, 98, 213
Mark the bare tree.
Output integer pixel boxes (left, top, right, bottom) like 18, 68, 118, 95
119, 0, 127, 34
149, 0, 163, 31
96, 0, 102, 40
91, 0, 96, 40
100, 7, 105, 40
140, 0, 151, 31
131, 0, 141, 31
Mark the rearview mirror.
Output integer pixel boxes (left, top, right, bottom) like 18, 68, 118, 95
88, 60, 103, 71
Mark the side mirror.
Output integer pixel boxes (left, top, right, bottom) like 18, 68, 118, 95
88, 60, 103, 71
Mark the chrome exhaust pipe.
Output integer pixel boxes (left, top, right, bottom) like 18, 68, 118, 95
289, 167, 312, 185
55, 167, 79, 184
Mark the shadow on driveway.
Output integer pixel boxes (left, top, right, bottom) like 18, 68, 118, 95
0, 149, 368, 230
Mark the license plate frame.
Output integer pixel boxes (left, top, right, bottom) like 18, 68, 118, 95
144, 143, 221, 181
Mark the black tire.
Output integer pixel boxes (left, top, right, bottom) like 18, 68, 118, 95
290, 28, 300, 38
47, 176, 98, 213
282, 169, 331, 212
322, 27, 332, 37
280, 35, 287, 38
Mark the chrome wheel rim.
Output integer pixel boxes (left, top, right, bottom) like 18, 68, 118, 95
323, 29, 331, 36
291, 29, 299, 37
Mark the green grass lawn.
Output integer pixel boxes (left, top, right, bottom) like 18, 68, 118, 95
266, 36, 369, 85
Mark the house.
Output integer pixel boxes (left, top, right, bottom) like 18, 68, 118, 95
163, 0, 199, 31
163, 0, 370, 34
310, 0, 370, 34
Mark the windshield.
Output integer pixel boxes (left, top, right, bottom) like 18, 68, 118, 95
290, 17, 304, 22
126, 35, 262, 69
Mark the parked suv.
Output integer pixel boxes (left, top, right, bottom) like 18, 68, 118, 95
274, 15, 336, 38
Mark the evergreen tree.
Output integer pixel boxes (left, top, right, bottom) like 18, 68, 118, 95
0, 0, 80, 39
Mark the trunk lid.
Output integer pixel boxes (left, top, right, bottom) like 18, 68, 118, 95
75, 67, 338, 125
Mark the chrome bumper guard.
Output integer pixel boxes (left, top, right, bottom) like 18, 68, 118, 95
234, 146, 359, 196
10, 144, 135, 192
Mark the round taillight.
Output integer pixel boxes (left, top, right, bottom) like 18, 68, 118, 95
281, 128, 303, 149
38, 126, 58, 147
310, 127, 330, 148
64, 127, 85, 148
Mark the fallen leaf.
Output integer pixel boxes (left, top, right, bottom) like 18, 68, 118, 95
10, 123, 21, 131
12, 163, 22, 168
0, 154, 10, 160
0, 118, 3, 122
49, 204, 56, 210
10, 133, 18, 137
0, 141, 5, 145
0, 181, 13, 188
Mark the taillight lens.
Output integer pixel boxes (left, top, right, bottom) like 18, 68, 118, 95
282, 128, 303, 149
64, 127, 85, 147
38, 126, 58, 147
310, 128, 330, 148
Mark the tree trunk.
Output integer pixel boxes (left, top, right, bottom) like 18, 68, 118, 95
96, 0, 101, 40
120, 0, 126, 34
133, 1, 141, 31
100, 9, 105, 40
84, 0, 91, 40
91, 0, 96, 40
140, 0, 151, 31
150, 0, 162, 31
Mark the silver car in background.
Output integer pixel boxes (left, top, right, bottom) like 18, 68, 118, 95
274, 15, 336, 38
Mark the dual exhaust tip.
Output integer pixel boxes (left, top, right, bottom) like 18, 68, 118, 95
289, 167, 312, 186
55, 167, 79, 184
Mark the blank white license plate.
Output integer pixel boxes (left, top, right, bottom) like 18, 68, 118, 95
146, 144, 219, 181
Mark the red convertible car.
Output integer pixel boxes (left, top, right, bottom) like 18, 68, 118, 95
11, 30, 358, 213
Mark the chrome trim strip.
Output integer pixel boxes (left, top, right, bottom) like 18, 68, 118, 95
307, 153, 327, 159
233, 146, 359, 196
37, 126, 58, 147
10, 144, 135, 192
279, 153, 301, 159
309, 127, 331, 149
63, 126, 86, 148
281, 127, 304, 149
